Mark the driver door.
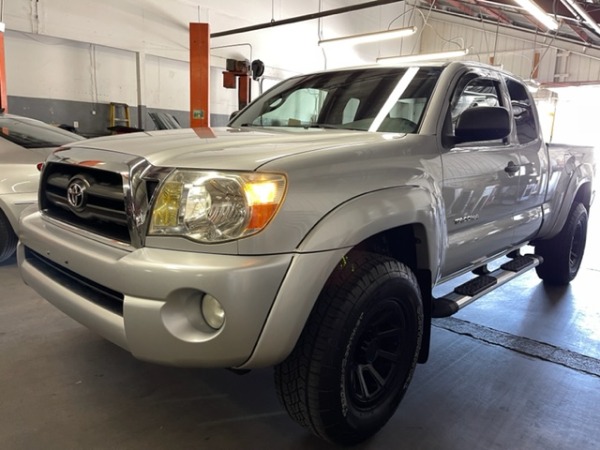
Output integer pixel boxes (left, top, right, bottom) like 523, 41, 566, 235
440, 72, 521, 277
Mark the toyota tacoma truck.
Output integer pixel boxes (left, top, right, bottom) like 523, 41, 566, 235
17, 61, 595, 445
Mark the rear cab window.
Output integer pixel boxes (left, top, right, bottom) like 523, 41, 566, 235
504, 77, 539, 144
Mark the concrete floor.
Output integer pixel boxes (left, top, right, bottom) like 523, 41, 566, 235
2, 210, 599, 449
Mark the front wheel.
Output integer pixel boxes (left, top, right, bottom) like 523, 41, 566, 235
535, 202, 588, 285
274, 252, 423, 445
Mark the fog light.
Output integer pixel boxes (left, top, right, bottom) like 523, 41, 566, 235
201, 294, 225, 330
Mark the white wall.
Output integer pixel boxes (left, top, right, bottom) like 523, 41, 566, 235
3, 0, 420, 125
6, 32, 137, 105
144, 55, 190, 111
3, 0, 600, 137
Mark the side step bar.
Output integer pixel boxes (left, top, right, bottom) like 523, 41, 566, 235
432, 254, 543, 318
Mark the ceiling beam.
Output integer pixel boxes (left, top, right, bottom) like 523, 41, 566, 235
468, 0, 513, 23
568, 22, 593, 42
536, 0, 600, 22
422, 0, 478, 15
445, 0, 479, 15
560, 0, 600, 37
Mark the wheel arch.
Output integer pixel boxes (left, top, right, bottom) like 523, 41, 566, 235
240, 186, 440, 368
574, 180, 593, 212
344, 226, 434, 364
538, 176, 593, 242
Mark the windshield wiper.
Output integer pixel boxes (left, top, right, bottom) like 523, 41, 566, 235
307, 124, 364, 131
306, 124, 339, 129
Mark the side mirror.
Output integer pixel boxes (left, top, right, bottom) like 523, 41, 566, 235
455, 106, 510, 144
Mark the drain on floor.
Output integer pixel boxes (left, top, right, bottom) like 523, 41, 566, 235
433, 317, 600, 378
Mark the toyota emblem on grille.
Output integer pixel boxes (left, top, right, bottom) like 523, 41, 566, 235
67, 177, 90, 212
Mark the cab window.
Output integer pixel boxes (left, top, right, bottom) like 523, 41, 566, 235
443, 76, 505, 148
505, 78, 538, 144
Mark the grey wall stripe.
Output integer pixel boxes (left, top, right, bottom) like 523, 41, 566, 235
7, 96, 231, 137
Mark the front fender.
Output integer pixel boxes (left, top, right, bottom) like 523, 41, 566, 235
298, 185, 444, 264
240, 185, 444, 368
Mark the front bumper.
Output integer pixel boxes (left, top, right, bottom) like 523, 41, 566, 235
17, 211, 293, 368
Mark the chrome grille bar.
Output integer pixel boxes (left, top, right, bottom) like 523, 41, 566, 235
39, 148, 168, 248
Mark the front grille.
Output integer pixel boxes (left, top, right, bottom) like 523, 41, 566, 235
41, 162, 131, 243
25, 247, 124, 316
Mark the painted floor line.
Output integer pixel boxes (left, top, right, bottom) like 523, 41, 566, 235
433, 317, 600, 378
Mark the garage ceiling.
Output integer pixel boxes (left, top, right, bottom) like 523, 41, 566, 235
416, 0, 600, 47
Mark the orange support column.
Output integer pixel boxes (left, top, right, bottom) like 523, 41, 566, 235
189, 23, 209, 128
0, 23, 8, 112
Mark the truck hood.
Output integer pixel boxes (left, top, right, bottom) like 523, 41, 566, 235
65, 127, 406, 171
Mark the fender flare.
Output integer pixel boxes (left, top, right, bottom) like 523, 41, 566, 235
539, 162, 594, 240
297, 185, 444, 260
240, 185, 444, 368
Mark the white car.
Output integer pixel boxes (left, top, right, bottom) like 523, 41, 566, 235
0, 113, 84, 262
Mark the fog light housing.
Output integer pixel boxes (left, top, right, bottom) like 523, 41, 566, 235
201, 294, 225, 330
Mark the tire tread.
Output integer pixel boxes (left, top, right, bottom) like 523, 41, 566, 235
274, 252, 422, 444
535, 202, 588, 285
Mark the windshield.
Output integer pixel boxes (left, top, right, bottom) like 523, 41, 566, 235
0, 116, 84, 149
230, 66, 442, 133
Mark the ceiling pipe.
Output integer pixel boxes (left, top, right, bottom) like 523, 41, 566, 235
210, 0, 404, 38
561, 0, 600, 36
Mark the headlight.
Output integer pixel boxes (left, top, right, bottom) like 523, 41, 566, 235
148, 170, 286, 243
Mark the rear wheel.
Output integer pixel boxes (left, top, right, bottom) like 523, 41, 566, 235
274, 252, 423, 445
535, 202, 588, 285
0, 210, 17, 263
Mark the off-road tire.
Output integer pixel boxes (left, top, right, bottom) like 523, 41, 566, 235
274, 252, 423, 445
0, 210, 17, 263
535, 202, 588, 285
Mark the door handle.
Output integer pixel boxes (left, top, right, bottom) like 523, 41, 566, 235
505, 161, 520, 175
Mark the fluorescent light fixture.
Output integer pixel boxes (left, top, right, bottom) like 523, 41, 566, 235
513, 0, 559, 30
318, 26, 417, 47
562, 0, 600, 36
369, 67, 419, 132
376, 49, 469, 64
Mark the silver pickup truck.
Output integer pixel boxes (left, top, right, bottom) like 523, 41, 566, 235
17, 61, 595, 445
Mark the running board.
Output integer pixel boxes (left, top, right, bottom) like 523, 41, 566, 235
432, 254, 543, 318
